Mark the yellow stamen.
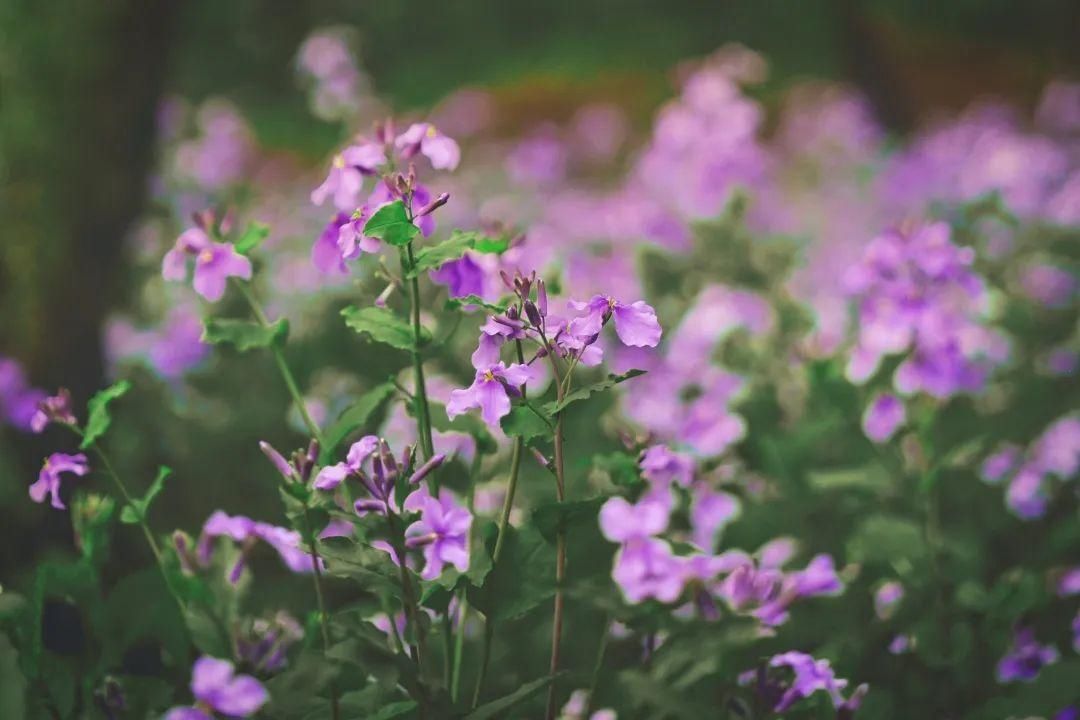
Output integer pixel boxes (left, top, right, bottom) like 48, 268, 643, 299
426, 125, 438, 138
197, 249, 214, 264
332, 153, 345, 169
483, 369, 496, 382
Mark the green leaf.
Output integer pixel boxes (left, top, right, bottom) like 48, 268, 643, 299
806, 464, 891, 493
322, 382, 397, 462
80, 380, 132, 448
366, 701, 418, 720
531, 497, 605, 544
444, 295, 509, 313
234, 221, 271, 255
202, 318, 289, 351
499, 402, 554, 443
407, 230, 511, 278
464, 674, 557, 720
120, 466, 172, 524
471, 234, 511, 254
363, 200, 419, 246
847, 514, 926, 566
468, 524, 554, 622
544, 369, 646, 415
342, 306, 425, 351
317, 538, 403, 600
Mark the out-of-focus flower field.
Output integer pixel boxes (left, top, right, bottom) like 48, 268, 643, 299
0, 3, 1078, 719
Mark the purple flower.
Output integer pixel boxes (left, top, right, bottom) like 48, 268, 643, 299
1006, 464, 1048, 519
164, 656, 268, 719
718, 561, 784, 618
311, 142, 386, 211
757, 538, 797, 569
395, 123, 461, 171
789, 554, 843, 598
430, 253, 492, 299
235, 611, 303, 673
569, 295, 663, 348
874, 581, 904, 619
0, 357, 45, 431
690, 487, 740, 551
996, 628, 1059, 683
612, 538, 686, 604
767, 651, 851, 712
29, 453, 90, 510
314, 436, 444, 517
197, 511, 322, 581
639, 444, 695, 487
313, 435, 379, 491
1019, 263, 1076, 308
446, 359, 538, 429
980, 444, 1021, 484
30, 388, 77, 433
599, 489, 672, 543
163, 227, 252, 302
311, 213, 352, 275
862, 393, 905, 443
404, 487, 472, 580
1032, 414, 1080, 478
1059, 567, 1080, 596
888, 634, 911, 654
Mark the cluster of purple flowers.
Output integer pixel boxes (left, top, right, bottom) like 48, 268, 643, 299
599, 444, 843, 624
295, 29, 373, 122
164, 656, 267, 720
844, 221, 1009, 399
980, 413, 1080, 518
182, 510, 323, 583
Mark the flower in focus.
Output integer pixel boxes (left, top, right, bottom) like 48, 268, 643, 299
404, 487, 472, 580
395, 123, 461, 171
311, 142, 387, 211
569, 295, 663, 348
30, 452, 90, 510
446, 356, 537, 428
163, 227, 252, 302
164, 656, 268, 720
996, 627, 1059, 683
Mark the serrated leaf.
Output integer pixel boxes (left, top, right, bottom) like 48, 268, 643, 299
465, 674, 557, 720
500, 402, 553, 443
202, 318, 289, 351
120, 466, 172, 525
444, 295, 509, 313
234, 221, 271, 255
317, 537, 403, 600
363, 201, 419, 246
407, 231, 476, 277
80, 380, 132, 448
322, 382, 398, 462
342, 306, 424, 351
544, 369, 646, 415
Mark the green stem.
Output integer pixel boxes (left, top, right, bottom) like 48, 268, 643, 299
302, 506, 340, 720
386, 509, 430, 714
234, 281, 326, 448
451, 595, 468, 703
584, 618, 611, 717
401, 245, 436, 464
545, 353, 569, 720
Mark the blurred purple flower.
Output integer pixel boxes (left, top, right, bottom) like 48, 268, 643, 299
569, 295, 662, 348
164, 656, 267, 720
996, 628, 1058, 683
874, 581, 904, 620
311, 142, 386, 211
862, 393, 905, 443
197, 511, 322, 581
163, 227, 252, 302
30, 453, 90, 510
0, 357, 46, 431
599, 489, 672, 543
612, 537, 686, 604
639, 444, 695, 487
30, 388, 77, 433
395, 123, 460, 171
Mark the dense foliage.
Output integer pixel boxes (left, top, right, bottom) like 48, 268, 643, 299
1, 37, 1078, 720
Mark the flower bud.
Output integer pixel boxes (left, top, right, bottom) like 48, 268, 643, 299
523, 300, 543, 328
415, 192, 450, 218
536, 279, 548, 316
259, 441, 295, 481
408, 454, 446, 485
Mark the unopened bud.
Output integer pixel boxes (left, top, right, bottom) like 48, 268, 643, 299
408, 454, 446, 485
536, 279, 548, 316
415, 192, 450, 218
523, 300, 543, 327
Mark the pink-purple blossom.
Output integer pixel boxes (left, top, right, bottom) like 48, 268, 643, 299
996, 627, 1059, 683
395, 123, 461, 171
163, 227, 252, 302
197, 511, 322, 581
164, 656, 268, 719
446, 359, 537, 429
862, 393, 905, 443
404, 487, 472, 580
29, 452, 90, 510
311, 142, 387, 211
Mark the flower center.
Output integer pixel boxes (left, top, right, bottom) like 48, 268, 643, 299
332, 153, 345, 169
483, 369, 496, 382
426, 125, 437, 139
197, 249, 214, 264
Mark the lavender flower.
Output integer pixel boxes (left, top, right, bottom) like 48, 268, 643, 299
394, 123, 461, 171
197, 511, 322, 581
611, 538, 686, 604
314, 436, 444, 516
30, 388, 77, 433
980, 444, 1021, 484
164, 656, 268, 719
446, 358, 537, 428
235, 612, 304, 673
1059, 567, 1080, 596
690, 487, 740, 552
311, 142, 387, 211
862, 393, 905, 443
0, 357, 45, 431
568, 295, 663, 348
639, 444, 695, 487
765, 651, 858, 712
888, 634, 911, 654
162, 227, 252, 302
403, 487, 472, 580
996, 628, 1059, 683
599, 490, 673, 543
30, 453, 90, 510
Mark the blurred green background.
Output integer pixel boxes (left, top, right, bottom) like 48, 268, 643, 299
1, 0, 1078, 591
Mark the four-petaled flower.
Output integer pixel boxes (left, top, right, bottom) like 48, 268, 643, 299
163, 227, 252, 302
197, 510, 322, 582
568, 295, 663, 348
447, 360, 537, 428
30, 452, 90, 510
311, 142, 387, 211
30, 388, 77, 433
404, 487, 473, 579
395, 123, 461, 171
164, 656, 268, 720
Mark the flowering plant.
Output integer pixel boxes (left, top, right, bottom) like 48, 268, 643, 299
1, 37, 1078, 720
